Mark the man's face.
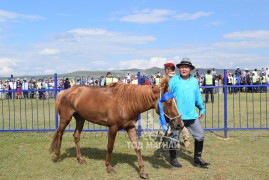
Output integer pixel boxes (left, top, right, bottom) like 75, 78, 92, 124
179, 65, 191, 77
164, 67, 173, 75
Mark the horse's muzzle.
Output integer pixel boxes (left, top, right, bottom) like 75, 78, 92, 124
170, 120, 184, 131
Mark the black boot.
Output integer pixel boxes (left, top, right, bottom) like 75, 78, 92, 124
169, 148, 182, 167
194, 140, 210, 168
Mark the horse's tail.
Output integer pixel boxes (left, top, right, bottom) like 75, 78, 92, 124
50, 90, 65, 153
55, 90, 65, 113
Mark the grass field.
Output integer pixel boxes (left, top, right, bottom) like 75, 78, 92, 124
0, 131, 269, 180
0, 90, 269, 179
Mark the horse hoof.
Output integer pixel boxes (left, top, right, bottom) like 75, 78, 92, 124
77, 157, 87, 165
106, 167, 116, 174
140, 173, 149, 179
52, 154, 59, 162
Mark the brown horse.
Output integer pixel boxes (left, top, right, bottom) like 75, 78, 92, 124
50, 76, 183, 179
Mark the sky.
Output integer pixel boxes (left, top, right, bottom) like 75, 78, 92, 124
0, 0, 269, 76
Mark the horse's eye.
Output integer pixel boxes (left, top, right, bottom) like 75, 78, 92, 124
166, 102, 172, 106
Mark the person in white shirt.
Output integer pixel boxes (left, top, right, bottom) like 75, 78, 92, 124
22, 79, 29, 99
265, 67, 269, 82
211, 68, 217, 76
125, 72, 131, 80
0, 80, 4, 99
252, 68, 258, 76
131, 75, 138, 84
227, 73, 233, 93
9, 79, 16, 99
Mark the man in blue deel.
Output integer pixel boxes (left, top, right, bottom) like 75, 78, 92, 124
168, 57, 210, 168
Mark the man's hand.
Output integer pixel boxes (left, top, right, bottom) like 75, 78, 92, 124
199, 114, 204, 119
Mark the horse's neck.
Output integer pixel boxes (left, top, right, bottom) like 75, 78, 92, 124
150, 86, 161, 112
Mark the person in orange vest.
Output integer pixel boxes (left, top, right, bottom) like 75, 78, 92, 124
204, 69, 215, 103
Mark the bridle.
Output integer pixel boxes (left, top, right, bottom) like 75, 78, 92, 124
159, 89, 181, 121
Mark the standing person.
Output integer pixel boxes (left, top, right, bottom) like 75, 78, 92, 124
16, 78, 22, 99
252, 68, 258, 76
37, 79, 43, 99
0, 80, 4, 99
168, 58, 209, 168
64, 78, 70, 89
211, 68, 217, 76
227, 73, 233, 93
144, 77, 151, 85
22, 78, 29, 99
260, 72, 267, 92
140, 73, 146, 85
105, 72, 118, 86
163, 62, 191, 150
235, 67, 241, 76
266, 67, 269, 79
195, 69, 200, 77
235, 73, 242, 92
252, 72, 259, 92
131, 75, 139, 84
9, 79, 16, 99
204, 70, 214, 103
99, 76, 105, 86
155, 75, 161, 85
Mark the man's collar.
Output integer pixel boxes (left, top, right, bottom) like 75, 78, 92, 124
178, 74, 192, 80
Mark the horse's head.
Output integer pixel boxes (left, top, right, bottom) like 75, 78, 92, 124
156, 76, 184, 131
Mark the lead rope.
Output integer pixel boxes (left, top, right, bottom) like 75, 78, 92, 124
158, 89, 181, 149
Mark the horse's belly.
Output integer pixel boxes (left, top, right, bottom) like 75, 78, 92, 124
85, 118, 108, 127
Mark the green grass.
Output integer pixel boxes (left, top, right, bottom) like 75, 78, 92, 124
0, 131, 269, 179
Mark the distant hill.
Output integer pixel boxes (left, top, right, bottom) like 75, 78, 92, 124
1, 67, 237, 80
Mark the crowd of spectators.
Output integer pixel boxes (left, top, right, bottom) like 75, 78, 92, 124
195, 67, 269, 94
0, 67, 268, 100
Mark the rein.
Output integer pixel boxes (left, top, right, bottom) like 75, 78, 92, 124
158, 90, 180, 132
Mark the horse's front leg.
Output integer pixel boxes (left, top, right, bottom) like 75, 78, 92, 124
106, 126, 118, 174
127, 127, 149, 179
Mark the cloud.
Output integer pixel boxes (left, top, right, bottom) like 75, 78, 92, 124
1, 27, 269, 77
53, 28, 156, 44
213, 30, 269, 50
119, 57, 168, 69
0, 58, 18, 76
223, 30, 269, 40
207, 21, 224, 26
39, 48, 61, 56
44, 69, 56, 74
0, 9, 44, 23
118, 9, 213, 23
174, 11, 213, 21
212, 41, 269, 49
119, 9, 175, 23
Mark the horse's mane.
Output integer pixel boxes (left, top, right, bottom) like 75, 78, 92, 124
108, 83, 156, 113
107, 76, 169, 114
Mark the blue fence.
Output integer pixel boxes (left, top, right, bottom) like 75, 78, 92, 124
0, 70, 268, 137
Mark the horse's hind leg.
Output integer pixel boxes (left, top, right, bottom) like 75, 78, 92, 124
73, 113, 86, 165
127, 127, 149, 179
50, 116, 71, 162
